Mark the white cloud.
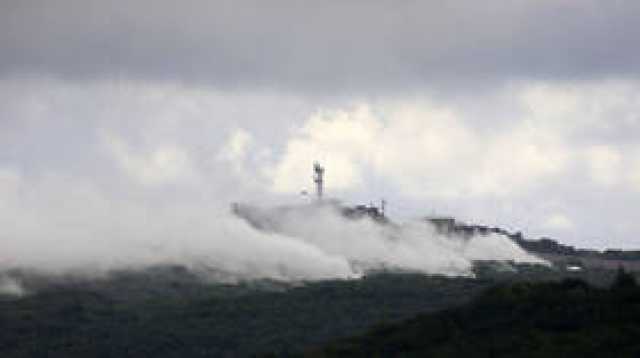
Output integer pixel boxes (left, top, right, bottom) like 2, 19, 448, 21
267, 105, 380, 193
218, 129, 253, 163
255, 80, 640, 204
586, 145, 622, 187
103, 133, 200, 186
3, 76, 640, 253
372, 103, 477, 198
544, 213, 575, 231
630, 149, 640, 192
0, 168, 21, 199
478, 121, 572, 195
264, 98, 572, 199
217, 128, 255, 180
216, 128, 275, 192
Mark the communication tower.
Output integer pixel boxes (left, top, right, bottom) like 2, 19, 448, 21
313, 162, 325, 201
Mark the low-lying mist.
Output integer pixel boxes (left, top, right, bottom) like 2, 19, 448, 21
233, 203, 544, 277
0, 181, 544, 288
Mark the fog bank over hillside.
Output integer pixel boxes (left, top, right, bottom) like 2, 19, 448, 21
0, 172, 544, 282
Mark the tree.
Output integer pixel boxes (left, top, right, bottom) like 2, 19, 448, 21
612, 266, 637, 290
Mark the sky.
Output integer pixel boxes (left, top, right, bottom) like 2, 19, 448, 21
1, 0, 640, 251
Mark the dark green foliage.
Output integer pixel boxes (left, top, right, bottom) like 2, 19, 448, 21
309, 278, 640, 357
0, 270, 486, 357
612, 266, 637, 290
1, 264, 636, 357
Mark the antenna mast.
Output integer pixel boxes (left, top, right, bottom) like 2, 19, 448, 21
313, 162, 325, 201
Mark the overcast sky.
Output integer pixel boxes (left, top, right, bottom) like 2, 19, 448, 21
2, 0, 640, 250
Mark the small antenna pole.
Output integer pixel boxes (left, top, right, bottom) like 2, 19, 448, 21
313, 162, 325, 202
381, 199, 386, 218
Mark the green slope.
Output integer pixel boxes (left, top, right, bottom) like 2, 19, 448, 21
310, 271, 640, 357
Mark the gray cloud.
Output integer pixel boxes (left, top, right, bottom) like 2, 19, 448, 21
1, 0, 639, 270
2, 0, 640, 92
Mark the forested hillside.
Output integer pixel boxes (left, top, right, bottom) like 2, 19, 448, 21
1, 265, 635, 357
309, 270, 640, 357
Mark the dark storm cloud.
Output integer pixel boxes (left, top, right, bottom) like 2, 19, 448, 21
2, 0, 640, 91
